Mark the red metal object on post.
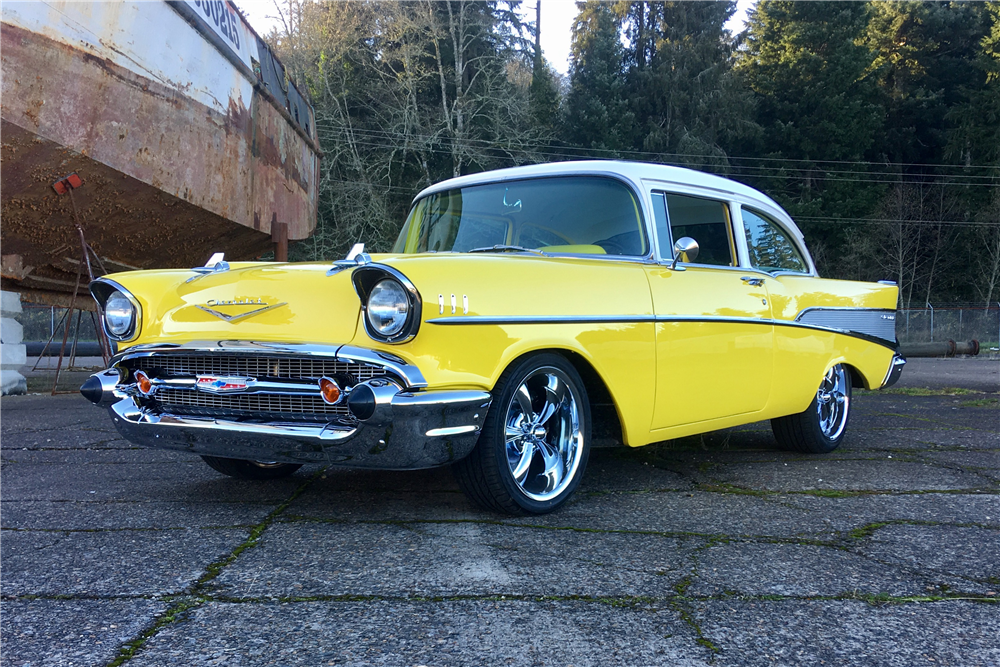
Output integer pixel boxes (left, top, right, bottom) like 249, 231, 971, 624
51, 172, 82, 195
47, 172, 114, 374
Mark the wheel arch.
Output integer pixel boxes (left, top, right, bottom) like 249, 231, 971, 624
840, 361, 884, 391
843, 363, 865, 389
496, 347, 626, 448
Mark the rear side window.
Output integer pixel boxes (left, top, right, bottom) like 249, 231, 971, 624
654, 193, 735, 267
742, 208, 808, 274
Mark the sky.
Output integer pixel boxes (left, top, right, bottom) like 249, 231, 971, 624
238, 0, 754, 77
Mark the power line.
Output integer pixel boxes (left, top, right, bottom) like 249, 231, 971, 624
314, 123, 999, 176
797, 217, 999, 228
313, 127, 1000, 182
312, 134, 1000, 188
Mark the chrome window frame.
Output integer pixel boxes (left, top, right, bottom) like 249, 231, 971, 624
402, 172, 657, 264
641, 177, 818, 276
735, 204, 815, 277
644, 186, 740, 270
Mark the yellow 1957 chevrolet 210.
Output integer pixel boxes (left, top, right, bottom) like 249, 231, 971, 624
81, 161, 904, 514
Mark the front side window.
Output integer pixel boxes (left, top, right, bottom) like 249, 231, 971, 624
394, 176, 648, 256
654, 192, 735, 267
741, 208, 808, 274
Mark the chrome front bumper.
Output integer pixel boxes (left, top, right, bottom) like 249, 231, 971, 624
82, 342, 492, 469
104, 389, 490, 469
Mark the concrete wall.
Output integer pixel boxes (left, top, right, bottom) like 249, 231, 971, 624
1, 291, 28, 395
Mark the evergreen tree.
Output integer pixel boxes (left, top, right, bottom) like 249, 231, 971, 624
736, 0, 884, 266
864, 1, 988, 169
947, 1, 1000, 170
947, 2, 1000, 306
621, 1, 756, 169
562, 1, 634, 152
529, 0, 561, 130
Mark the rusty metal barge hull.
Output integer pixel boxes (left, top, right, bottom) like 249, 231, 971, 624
1, 1, 319, 304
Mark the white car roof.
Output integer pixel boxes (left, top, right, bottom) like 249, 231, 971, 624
413, 160, 805, 243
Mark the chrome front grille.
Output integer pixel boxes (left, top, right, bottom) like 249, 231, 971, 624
120, 354, 384, 422
155, 388, 349, 419
128, 355, 381, 383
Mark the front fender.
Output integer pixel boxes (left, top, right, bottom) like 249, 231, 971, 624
348, 254, 657, 446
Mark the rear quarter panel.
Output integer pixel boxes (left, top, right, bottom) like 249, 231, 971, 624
766, 276, 899, 416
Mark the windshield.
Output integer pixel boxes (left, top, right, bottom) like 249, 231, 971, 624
392, 176, 648, 257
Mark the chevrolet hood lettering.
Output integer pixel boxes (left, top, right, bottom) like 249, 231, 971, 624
207, 298, 265, 306
196, 298, 288, 323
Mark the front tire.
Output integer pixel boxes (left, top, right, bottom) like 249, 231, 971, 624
453, 353, 591, 515
771, 364, 852, 454
201, 456, 302, 480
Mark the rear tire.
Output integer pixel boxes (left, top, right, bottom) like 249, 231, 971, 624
771, 364, 851, 454
453, 353, 591, 515
201, 456, 302, 480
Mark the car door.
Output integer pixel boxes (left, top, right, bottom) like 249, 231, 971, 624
645, 191, 774, 431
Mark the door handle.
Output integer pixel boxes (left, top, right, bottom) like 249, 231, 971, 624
741, 276, 765, 287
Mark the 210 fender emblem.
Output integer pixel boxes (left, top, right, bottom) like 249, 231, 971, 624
196, 300, 287, 322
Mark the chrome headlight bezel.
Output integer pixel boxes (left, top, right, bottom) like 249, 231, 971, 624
352, 265, 422, 344
90, 279, 141, 342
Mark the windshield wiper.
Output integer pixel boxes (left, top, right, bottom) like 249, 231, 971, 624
468, 245, 547, 256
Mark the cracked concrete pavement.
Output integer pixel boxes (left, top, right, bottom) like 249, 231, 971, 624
2, 358, 998, 666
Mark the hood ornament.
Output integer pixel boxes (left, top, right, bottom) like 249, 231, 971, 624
196, 298, 287, 323
327, 243, 371, 276
185, 252, 231, 284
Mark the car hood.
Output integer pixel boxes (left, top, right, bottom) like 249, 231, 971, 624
105, 262, 360, 348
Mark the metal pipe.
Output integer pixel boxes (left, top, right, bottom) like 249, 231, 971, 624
26, 341, 104, 357
899, 340, 980, 358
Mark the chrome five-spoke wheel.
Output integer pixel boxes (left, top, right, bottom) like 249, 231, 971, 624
454, 353, 591, 515
816, 364, 850, 440
504, 366, 585, 502
771, 363, 852, 454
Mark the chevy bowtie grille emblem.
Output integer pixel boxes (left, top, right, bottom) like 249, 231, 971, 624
196, 299, 287, 323
196, 375, 255, 393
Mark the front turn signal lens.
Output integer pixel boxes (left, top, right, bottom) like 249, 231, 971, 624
319, 377, 341, 404
134, 370, 153, 395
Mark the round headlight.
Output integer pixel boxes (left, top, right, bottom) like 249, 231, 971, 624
104, 291, 135, 337
366, 279, 409, 337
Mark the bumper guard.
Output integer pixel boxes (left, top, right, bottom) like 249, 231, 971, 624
881, 352, 906, 389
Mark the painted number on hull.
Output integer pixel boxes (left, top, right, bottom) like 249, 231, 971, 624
192, 0, 242, 50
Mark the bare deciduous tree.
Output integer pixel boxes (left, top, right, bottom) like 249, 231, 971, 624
262, 0, 549, 259
972, 192, 1000, 307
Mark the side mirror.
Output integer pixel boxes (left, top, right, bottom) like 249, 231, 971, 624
670, 237, 699, 271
